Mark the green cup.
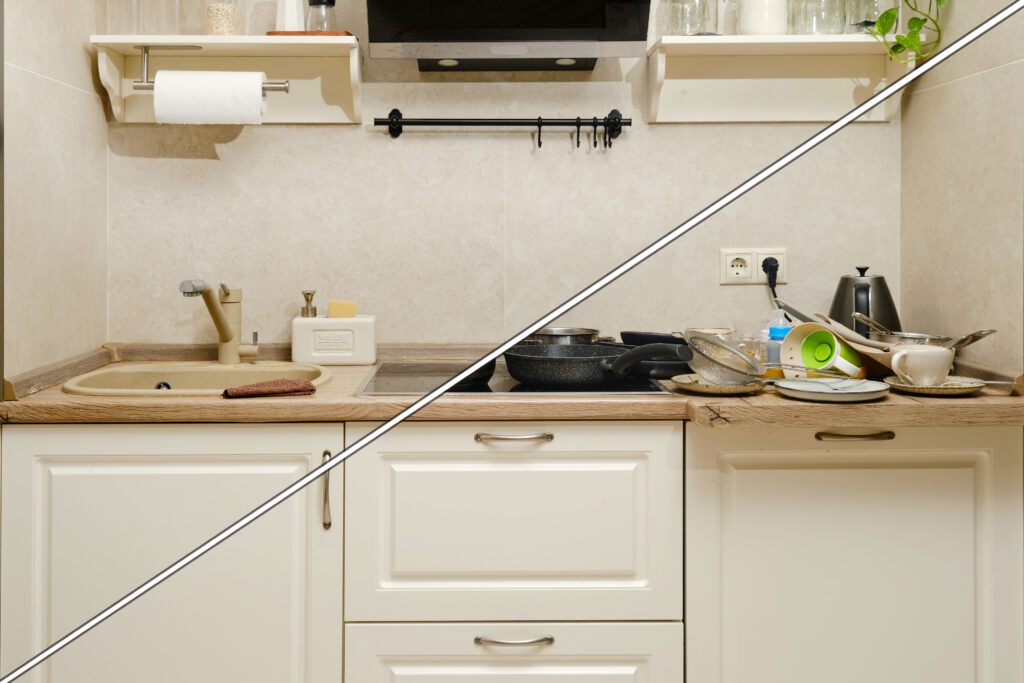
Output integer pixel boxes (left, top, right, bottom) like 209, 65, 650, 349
799, 330, 865, 378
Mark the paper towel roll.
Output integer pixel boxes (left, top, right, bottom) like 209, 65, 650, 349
153, 71, 268, 125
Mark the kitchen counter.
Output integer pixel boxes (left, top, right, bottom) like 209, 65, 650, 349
2, 361, 1023, 427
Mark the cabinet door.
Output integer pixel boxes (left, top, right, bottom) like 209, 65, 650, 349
686, 426, 1024, 683
345, 622, 684, 682
345, 421, 683, 621
0, 423, 343, 683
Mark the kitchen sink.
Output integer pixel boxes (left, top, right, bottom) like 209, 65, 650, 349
62, 361, 331, 397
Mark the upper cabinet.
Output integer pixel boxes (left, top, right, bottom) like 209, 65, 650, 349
90, 35, 361, 124
648, 35, 912, 123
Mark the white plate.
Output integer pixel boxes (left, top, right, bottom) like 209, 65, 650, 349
774, 377, 890, 403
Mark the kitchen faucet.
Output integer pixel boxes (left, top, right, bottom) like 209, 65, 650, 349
179, 279, 259, 364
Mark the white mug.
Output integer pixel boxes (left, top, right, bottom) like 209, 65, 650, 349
891, 345, 954, 387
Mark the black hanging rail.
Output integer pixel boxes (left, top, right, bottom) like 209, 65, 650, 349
375, 108, 631, 149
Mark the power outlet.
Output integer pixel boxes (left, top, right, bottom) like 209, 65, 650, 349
720, 250, 755, 284
754, 248, 788, 285
720, 248, 788, 285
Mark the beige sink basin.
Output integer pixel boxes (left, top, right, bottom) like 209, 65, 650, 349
62, 361, 331, 397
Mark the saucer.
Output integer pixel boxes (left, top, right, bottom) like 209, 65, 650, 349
670, 374, 763, 396
883, 375, 986, 396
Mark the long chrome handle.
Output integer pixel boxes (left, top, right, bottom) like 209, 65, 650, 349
815, 431, 895, 442
474, 635, 555, 647
321, 450, 332, 530
474, 432, 554, 443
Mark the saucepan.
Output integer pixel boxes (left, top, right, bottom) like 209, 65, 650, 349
503, 343, 692, 389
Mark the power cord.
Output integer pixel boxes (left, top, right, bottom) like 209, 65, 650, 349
761, 257, 790, 321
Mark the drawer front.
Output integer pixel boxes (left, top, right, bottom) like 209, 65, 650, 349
345, 622, 684, 682
345, 421, 683, 621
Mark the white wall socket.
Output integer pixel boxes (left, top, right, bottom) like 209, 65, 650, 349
720, 248, 788, 285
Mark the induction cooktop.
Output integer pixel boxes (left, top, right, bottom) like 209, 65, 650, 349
356, 362, 671, 395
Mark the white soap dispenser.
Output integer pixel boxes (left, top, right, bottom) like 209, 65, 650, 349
291, 290, 377, 365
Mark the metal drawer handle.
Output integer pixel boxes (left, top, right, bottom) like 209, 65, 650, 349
474, 635, 555, 647
474, 432, 555, 443
815, 431, 896, 442
321, 450, 332, 530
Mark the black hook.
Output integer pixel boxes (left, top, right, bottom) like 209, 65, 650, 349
537, 117, 542, 148
387, 108, 403, 138
575, 117, 581, 148
603, 119, 609, 148
592, 117, 598, 148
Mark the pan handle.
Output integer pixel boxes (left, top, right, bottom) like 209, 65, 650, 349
607, 343, 692, 377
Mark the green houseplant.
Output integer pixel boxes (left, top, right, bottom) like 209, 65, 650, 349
869, 0, 951, 62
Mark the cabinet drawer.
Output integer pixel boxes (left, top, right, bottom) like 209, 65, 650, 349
345, 622, 684, 682
345, 421, 683, 621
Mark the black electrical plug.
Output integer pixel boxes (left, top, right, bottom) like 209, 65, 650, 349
761, 257, 789, 320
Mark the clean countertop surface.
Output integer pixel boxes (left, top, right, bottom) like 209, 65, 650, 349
2, 361, 1024, 428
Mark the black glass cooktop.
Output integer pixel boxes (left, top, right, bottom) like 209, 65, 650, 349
357, 362, 671, 395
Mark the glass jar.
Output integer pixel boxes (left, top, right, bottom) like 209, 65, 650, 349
140, 0, 180, 33
844, 0, 898, 32
790, 0, 846, 34
666, 0, 718, 35
206, 0, 244, 34
305, 0, 338, 31
718, 0, 741, 34
178, 0, 206, 34
108, 0, 140, 33
739, 0, 788, 34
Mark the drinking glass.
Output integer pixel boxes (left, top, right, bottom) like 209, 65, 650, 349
790, 0, 845, 34
844, 0, 898, 33
108, 0, 141, 33
667, 0, 718, 35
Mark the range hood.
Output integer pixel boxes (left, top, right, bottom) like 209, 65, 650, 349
367, 0, 651, 71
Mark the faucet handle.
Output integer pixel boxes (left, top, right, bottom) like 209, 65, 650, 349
219, 281, 231, 296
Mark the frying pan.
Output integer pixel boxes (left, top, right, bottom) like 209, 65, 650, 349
503, 343, 692, 388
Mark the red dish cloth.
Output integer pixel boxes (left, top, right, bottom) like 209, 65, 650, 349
222, 379, 316, 398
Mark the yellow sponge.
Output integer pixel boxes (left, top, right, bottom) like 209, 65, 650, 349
327, 300, 357, 318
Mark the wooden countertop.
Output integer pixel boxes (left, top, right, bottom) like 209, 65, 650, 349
2, 361, 1023, 428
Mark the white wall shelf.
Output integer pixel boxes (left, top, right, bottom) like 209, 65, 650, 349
90, 35, 361, 124
648, 34, 911, 123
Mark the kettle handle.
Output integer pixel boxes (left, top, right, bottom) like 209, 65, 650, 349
853, 283, 871, 337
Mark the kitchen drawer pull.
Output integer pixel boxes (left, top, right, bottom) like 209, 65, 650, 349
474, 432, 555, 443
815, 431, 896, 442
321, 450, 332, 530
474, 635, 555, 647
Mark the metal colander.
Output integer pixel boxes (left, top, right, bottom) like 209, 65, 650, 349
682, 332, 765, 385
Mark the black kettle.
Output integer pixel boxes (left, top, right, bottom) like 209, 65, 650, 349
828, 266, 901, 337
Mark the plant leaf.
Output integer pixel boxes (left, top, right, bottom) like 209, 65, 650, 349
936, 0, 950, 7
889, 43, 907, 55
908, 16, 926, 31
907, 30, 924, 53
874, 7, 899, 35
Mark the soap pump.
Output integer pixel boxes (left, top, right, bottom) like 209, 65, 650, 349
301, 290, 317, 317
291, 289, 377, 365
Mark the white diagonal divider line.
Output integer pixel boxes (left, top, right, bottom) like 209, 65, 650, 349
3, 3, 1021, 680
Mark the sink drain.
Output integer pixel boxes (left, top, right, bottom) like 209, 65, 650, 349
155, 382, 172, 390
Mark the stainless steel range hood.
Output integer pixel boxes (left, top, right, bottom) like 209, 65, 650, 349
367, 0, 651, 71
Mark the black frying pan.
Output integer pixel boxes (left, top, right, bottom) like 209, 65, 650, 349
503, 343, 692, 389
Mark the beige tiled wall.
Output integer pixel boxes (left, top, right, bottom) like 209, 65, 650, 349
901, 3, 1024, 369
104, 4, 903, 347
3, 1, 109, 376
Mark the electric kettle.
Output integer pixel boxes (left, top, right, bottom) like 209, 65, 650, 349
828, 266, 901, 337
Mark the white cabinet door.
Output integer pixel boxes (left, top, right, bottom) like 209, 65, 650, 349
345, 622, 684, 682
0, 423, 344, 683
686, 426, 1024, 683
345, 421, 683, 622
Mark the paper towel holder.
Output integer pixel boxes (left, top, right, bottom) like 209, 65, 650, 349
131, 46, 291, 94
